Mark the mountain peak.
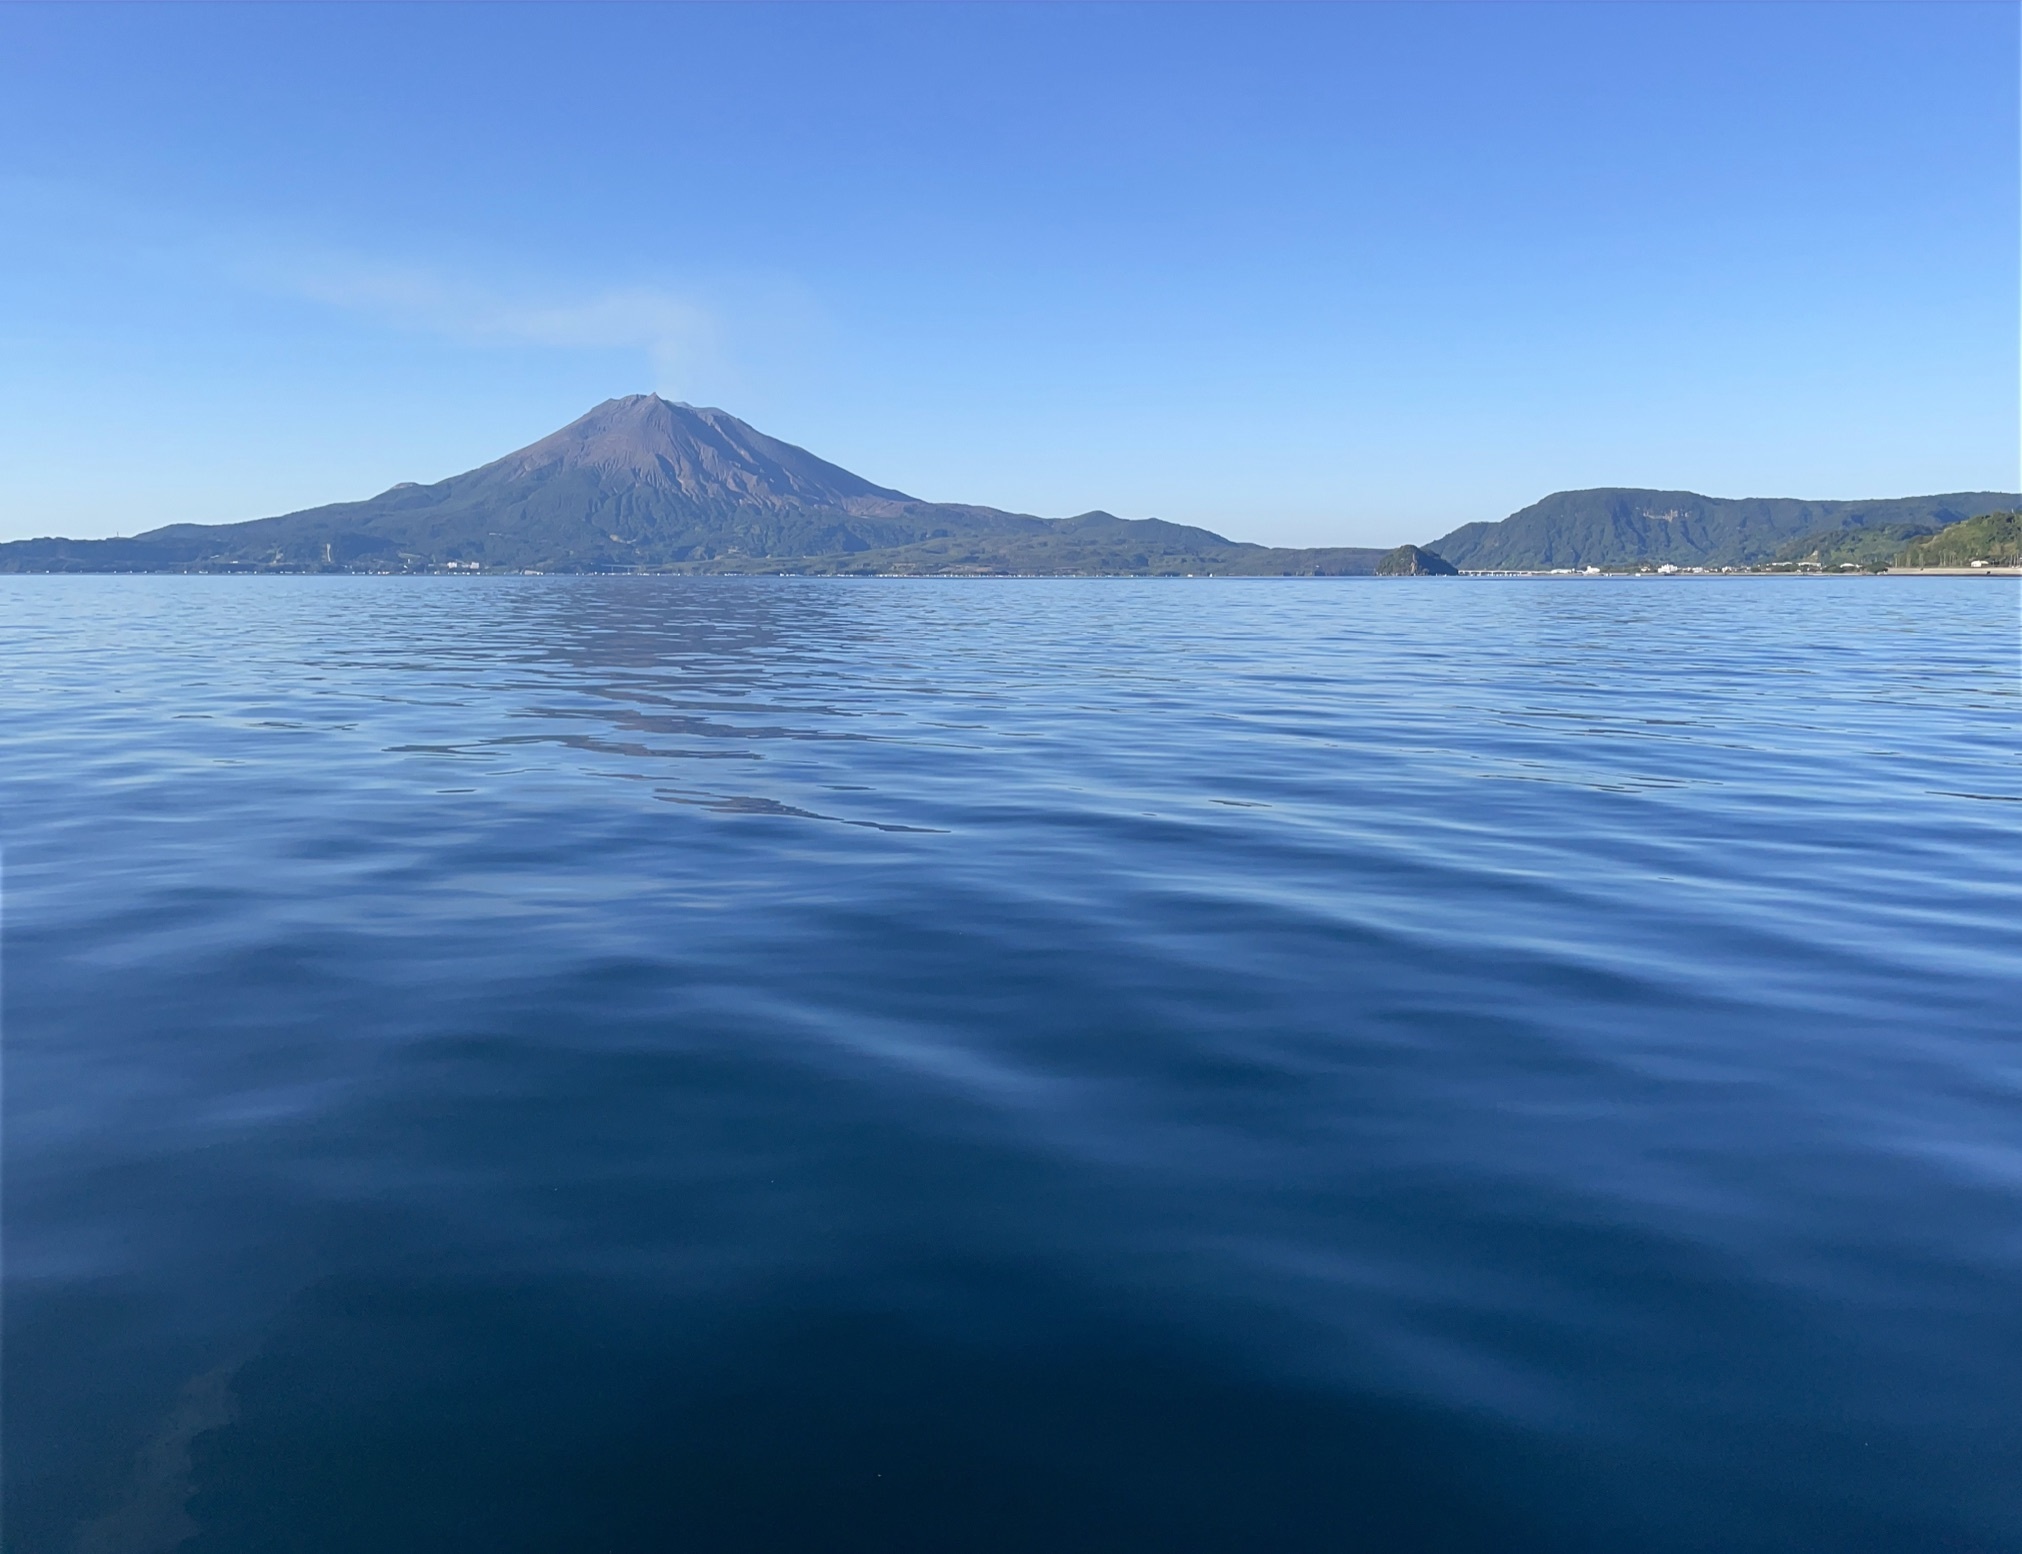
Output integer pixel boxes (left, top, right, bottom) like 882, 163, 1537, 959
0, 396, 1389, 576
479, 396, 916, 510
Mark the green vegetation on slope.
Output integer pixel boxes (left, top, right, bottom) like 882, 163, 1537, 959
1374, 545, 1458, 575
1895, 511, 2022, 568
1768, 523, 1938, 569
1428, 489, 2020, 570
0, 513, 1390, 578
669, 523, 1387, 576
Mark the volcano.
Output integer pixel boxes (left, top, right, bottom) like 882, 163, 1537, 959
0, 396, 1391, 576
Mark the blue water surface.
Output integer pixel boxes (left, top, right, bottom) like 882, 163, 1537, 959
4, 576, 2019, 1553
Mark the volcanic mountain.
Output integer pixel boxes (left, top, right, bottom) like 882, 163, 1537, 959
0, 396, 1389, 576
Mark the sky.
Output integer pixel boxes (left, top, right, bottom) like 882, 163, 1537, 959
0, 3, 2015, 549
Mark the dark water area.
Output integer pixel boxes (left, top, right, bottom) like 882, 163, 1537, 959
3, 575, 2018, 1553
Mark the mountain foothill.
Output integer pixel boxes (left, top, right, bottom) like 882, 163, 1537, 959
1, 396, 2012, 575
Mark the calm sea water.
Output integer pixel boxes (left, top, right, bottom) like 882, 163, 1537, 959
4, 576, 2018, 1553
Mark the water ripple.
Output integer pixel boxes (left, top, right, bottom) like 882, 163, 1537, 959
2, 576, 2018, 1554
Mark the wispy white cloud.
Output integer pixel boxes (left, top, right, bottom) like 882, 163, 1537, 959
0, 174, 832, 414
238, 250, 722, 380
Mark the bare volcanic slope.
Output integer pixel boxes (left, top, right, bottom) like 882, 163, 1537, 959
0, 396, 1388, 576
1428, 487, 2022, 571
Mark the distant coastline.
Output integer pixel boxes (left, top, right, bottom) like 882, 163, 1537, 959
2, 396, 2014, 579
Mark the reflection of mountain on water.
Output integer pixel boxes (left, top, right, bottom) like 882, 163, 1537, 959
320, 579, 906, 822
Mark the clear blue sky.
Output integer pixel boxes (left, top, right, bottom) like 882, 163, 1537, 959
1, 3, 2014, 547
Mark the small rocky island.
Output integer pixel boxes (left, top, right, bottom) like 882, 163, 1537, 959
1375, 545, 1459, 576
